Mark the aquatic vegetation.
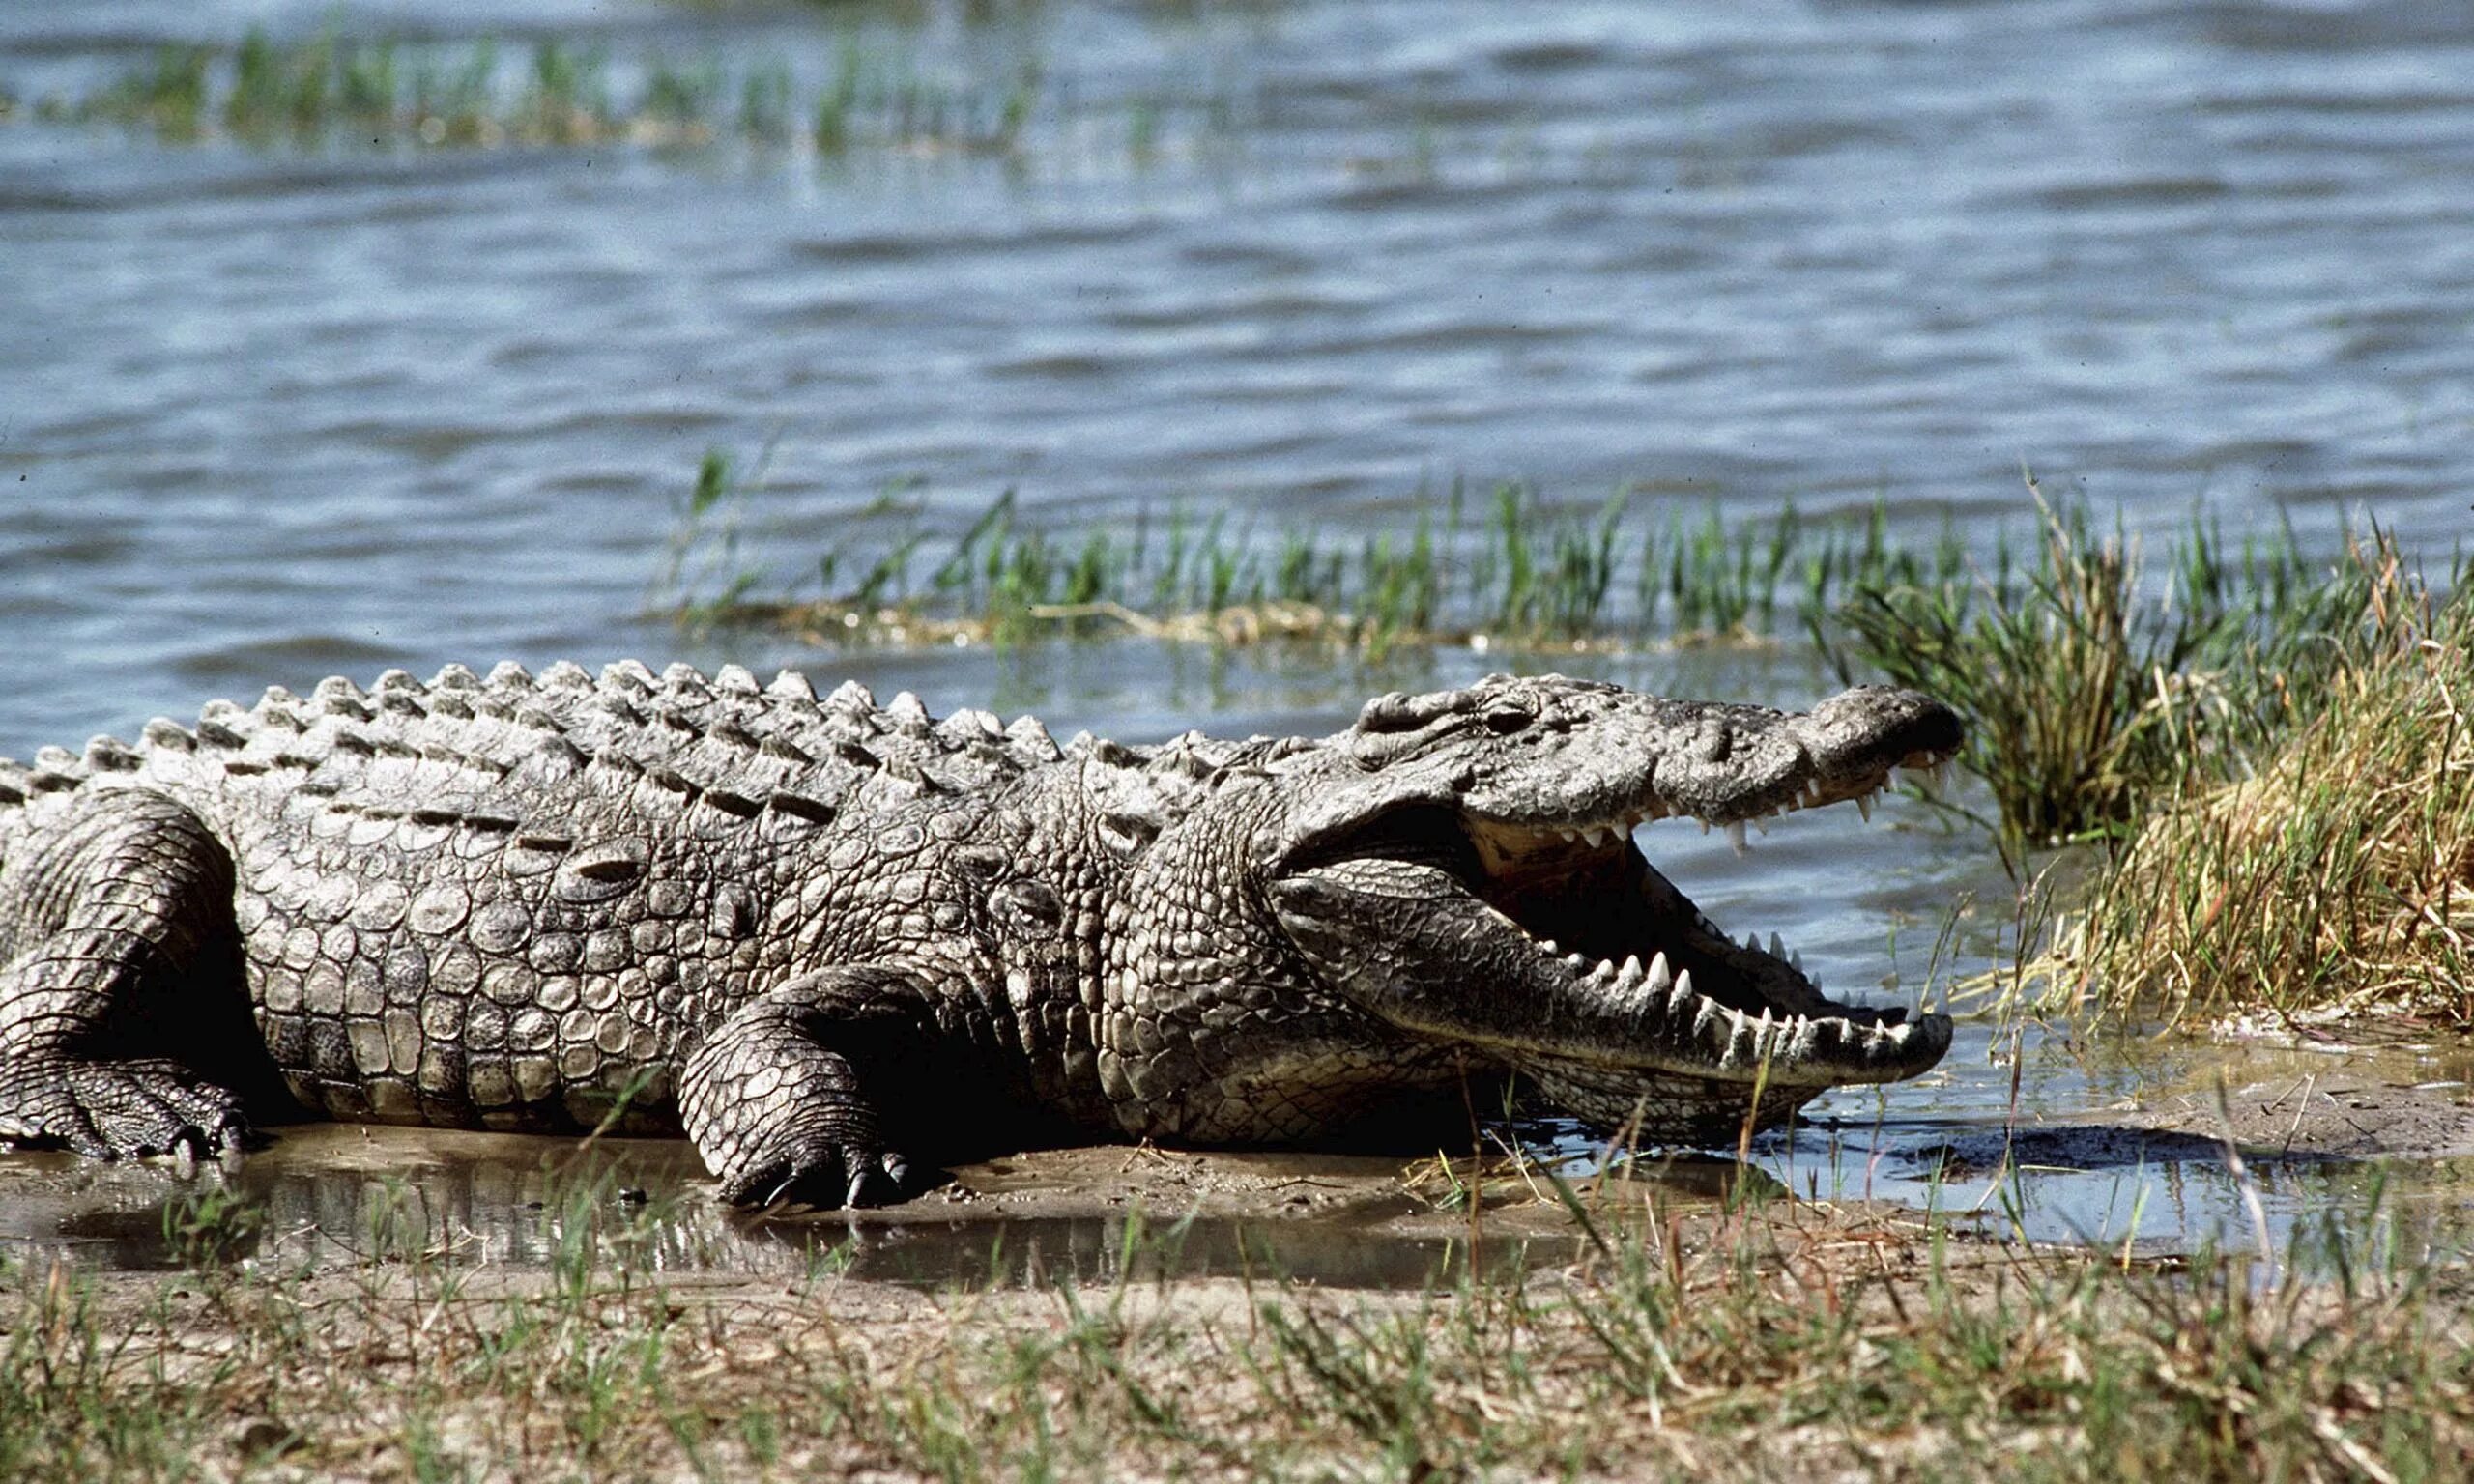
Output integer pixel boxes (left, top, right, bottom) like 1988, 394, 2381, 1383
16, 23, 1248, 167
665, 468, 1971, 657
2029, 530, 2474, 1028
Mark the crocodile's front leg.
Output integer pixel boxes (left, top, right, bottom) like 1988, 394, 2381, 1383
0, 789, 261, 1158
680, 966, 944, 1211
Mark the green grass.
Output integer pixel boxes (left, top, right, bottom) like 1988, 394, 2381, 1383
1815, 471, 2373, 864
6, 1171, 2468, 1481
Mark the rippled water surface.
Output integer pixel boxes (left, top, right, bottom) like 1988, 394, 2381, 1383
5, 0, 2472, 1265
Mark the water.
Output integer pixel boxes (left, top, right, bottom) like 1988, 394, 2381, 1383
5, 0, 2472, 1272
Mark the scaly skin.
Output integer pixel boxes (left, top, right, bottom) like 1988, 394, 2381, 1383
0, 664, 1962, 1209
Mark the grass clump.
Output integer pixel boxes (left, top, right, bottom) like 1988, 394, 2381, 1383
2028, 532, 2474, 1028
1818, 472, 2344, 862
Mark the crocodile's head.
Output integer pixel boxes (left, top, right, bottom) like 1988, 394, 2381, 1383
1260, 673, 1963, 1144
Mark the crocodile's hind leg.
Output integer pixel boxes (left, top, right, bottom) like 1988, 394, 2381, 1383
0, 788, 264, 1158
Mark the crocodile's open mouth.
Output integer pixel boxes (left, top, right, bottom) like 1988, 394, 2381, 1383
1267, 743, 1958, 1139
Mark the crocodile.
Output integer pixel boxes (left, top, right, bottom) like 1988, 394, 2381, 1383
0, 665, 1960, 1209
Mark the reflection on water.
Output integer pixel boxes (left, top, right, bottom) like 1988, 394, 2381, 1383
0, 1127, 1591, 1289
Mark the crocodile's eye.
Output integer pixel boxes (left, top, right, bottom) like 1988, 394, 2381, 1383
1482, 703, 1532, 735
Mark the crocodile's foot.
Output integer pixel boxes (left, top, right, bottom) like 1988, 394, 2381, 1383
717, 1135, 916, 1213
0, 1057, 250, 1160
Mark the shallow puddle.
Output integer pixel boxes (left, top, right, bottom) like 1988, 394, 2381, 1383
1742, 1022, 2474, 1254
6, 1021, 2470, 1287
0, 1125, 1608, 1290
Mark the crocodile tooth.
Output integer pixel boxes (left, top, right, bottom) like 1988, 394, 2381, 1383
1790, 949, 1805, 973
1856, 791, 1874, 822
1699, 818, 1711, 836
1743, 931, 1760, 952
1563, 952, 1590, 971
1723, 1010, 1752, 1066
1751, 814, 1769, 836
1647, 952, 1673, 993
1615, 954, 1644, 987
1726, 820, 1747, 855
1769, 931, 1787, 959
1538, 937, 1563, 956
1583, 825, 1609, 848
1690, 990, 1717, 1037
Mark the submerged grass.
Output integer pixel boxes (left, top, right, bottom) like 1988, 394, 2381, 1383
5, 1171, 2468, 1482
2028, 532, 2474, 1028
18, 24, 1248, 165
670, 467, 1973, 658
